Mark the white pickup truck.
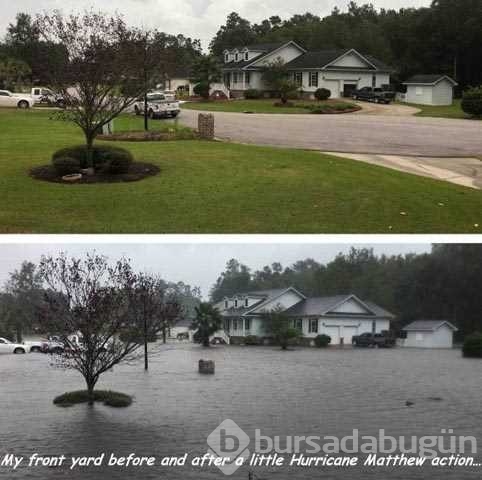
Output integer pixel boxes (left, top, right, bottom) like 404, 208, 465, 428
0, 90, 34, 109
30, 87, 66, 107
133, 92, 180, 119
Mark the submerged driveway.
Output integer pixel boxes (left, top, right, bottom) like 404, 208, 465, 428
180, 108, 482, 157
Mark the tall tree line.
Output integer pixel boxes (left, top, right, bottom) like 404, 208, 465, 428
210, 245, 482, 338
210, 1, 482, 88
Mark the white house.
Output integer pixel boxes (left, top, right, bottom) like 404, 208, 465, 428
401, 320, 458, 349
402, 75, 458, 106
221, 41, 392, 99
214, 287, 394, 346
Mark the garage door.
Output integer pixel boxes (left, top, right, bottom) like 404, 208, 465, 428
324, 81, 340, 99
342, 326, 358, 345
324, 326, 340, 345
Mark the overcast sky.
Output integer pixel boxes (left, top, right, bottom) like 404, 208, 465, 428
1, 0, 431, 49
0, 242, 431, 298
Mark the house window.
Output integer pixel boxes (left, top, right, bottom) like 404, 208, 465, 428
245, 318, 251, 331
225, 54, 229, 63
235, 53, 239, 61
416, 87, 423, 96
224, 300, 228, 308
309, 72, 318, 88
245, 72, 251, 85
294, 318, 303, 332
234, 299, 238, 308
245, 298, 249, 307
293, 72, 303, 87
245, 52, 249, 61
372, 75, 377, 87
309, 318, 318, 333
224, 318, 230, 331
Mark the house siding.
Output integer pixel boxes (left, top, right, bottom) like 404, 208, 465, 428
406, 85, 434, 105
403, 325, 454, 348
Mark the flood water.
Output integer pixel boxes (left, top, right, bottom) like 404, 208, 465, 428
1, 344, 482, 479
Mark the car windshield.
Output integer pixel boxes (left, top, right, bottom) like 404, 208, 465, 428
147, 94, 165, 102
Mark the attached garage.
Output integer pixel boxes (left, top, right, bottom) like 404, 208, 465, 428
402, 75, 458, 106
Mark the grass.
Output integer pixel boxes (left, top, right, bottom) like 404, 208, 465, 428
53, 390, 132, 407
403, 100, 478, 120
182, 98, 356, 114
0, 108, 481, 233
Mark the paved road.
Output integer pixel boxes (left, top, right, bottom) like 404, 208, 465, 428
180, 108, 482, 157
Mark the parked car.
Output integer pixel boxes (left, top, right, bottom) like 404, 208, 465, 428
352, 87, 395, 104
0, 337, 28, 354
352, 332, 396, 348
0, 90, 34, 109
24, 339, 48, 353
133, 92, 180, 119
30, 87, 66, 108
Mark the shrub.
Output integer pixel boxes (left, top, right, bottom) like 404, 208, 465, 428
314, 334, 331, 348
52, 145, 133, 174
53, 390, 132, 407
193, 82, 210, 99
244, 335, 260, 345
314, 88, 331, 101
244, 89, 261, 99
462, 332, 482, 358
52, 156, 81, 176
461, 86, 482, 117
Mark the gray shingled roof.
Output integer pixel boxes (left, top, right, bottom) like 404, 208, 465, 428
403, 320, 458, 332
403, 74, 457, 85
284, 295, 393, 318
284, 49, 391, 71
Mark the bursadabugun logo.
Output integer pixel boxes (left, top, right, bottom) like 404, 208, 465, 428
206, 419, 250, 475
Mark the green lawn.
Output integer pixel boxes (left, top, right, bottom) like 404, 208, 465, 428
0, 108, 481, 233
182, 98, 354, 114
405, 100, 478, 120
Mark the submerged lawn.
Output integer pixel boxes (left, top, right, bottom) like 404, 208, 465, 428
182, 98, 354, 114
0, 108, 481, 233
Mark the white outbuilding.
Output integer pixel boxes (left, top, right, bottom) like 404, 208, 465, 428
401, 320, 458, 349
402, 75, 458, 106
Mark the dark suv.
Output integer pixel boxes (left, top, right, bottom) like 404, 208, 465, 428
352, 87, 395, 104
352, 332, 396, 348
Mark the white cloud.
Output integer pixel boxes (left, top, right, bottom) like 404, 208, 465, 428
1, 0, 431, 50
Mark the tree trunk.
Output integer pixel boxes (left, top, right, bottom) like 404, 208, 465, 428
15, 323, 23, 343
144, 92, 149, 132
84, 132, 96, 170
86, 377, 97, 405
203, 338, 210, 347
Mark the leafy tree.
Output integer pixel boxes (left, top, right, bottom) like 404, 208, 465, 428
191, 303, 223, 347
210, 259, 252, 302
190, 54, 221, 100
210, 12, 256, 56
3, 261, 44, 342
0, 57, 31, 90
461, 86, 482, 117
35, 11, 161, 170
261, 58, 298, 104
263, 308, 302, 349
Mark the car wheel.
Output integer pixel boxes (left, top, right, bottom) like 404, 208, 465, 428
14, 347, 26, 354
30, 346, 41, 353
148, 109, 154, 119
134, 105, 140, 116
17, 100, 30, 109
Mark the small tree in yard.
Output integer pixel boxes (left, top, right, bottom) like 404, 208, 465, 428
39, 253, 178, 405
35, 11, 163, 171
263, 307, 303, 350
262, 58, 299, 105
191, 302, 223, 347
190, 55, 221, 100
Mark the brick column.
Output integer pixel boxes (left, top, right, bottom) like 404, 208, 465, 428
198, 113, 215, 140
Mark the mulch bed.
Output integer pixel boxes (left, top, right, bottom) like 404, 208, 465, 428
97, 131, 198, 142
30, 161, 160, 184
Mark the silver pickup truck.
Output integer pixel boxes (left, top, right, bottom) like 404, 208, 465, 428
133, 92, 180, 119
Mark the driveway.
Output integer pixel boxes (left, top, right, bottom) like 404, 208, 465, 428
180, 108, 482, 157
352, 101, 420, 116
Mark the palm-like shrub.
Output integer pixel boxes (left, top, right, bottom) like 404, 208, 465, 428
463, 332, 482, 358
